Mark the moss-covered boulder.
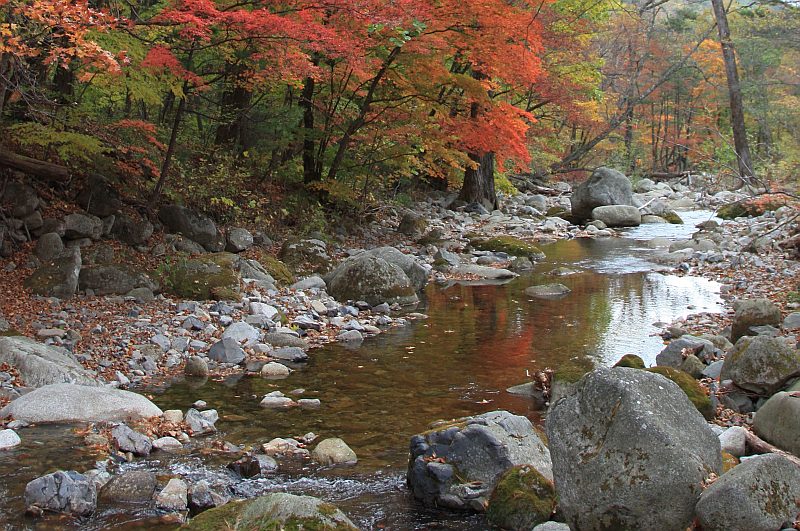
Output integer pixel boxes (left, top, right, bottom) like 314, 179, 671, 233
326, 253, 418, 306
646, 367, 714, 420
614, 354, 646, 369
717, 195, 788, 220
259, 255, 294, 286
279, 239, 331, 274
551, 357, 595, 403
661, 210, 684, 224
721, 335, 800, 396
487, 465, 556, 530
162, 253, 241, 301
182, 493, 357, 530
25, 247, 81, 299
470, 236, 545, 260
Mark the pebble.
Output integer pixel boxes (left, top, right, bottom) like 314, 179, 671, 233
0, 429, 21, 450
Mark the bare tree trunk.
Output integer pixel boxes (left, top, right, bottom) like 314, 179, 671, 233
710, 0, 754, 183
301, 75, 319, 184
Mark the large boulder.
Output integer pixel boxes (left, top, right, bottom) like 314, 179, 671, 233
24, 471, 96, 516
695, 454, 800, 531
591, 205, 641, 227
0, 383, 163, 423
76, 177, 121, 217
327, 253, 418, 306
183, 492, 357, 530
279, 238, 331, 273
0, 336, 98, 387
225, 228, 253, 253
24, 247, 81, 298
753, 391, 800, 456
407, 410, 552, 511
546, 367, 721, 531
570, 167, 634, 221
112, 213, 153, 246
162, 253, 240, 300
656, 335, 720, 368
731, 298, 782, 342
63, 213, 103, 240
35, 232, 64, 262
79, 265, 157, 296
720, 335, 800, 396
158, 204, 224, 252
362, 246, 428, 291
311, 438, 357, 466
2, 182, 40, 218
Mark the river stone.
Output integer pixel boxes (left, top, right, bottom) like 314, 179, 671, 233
731, 298, 782, 342
227, 454, 278, 478
398, 211, 428, 237
1, 383, 162, 423
533, 523, 570, 531
111, 423, 152, 456
153, 436, 183, 452
362, 247, 428, 291
783, 312, 800, 331
238, 259, 276, 289
188, 480, 230, 513
270, 346, 308, 363
221, 321, 260, 346
183, 492, 357, 530
570, 167, 635, 221
695, 454, 800, 531
112, 213, 153, 246
312, 438, 357, 466
753, 391, 800, 456
164, 253, 241, 300
184, 356, 209, 377
155, 478, 188, 512
35, 232, 64, 262
24, 471, 96, 516
408, 410, 552, 511
207, 337, 245, 365
591, 205, 641, 227
327, 253, 418, 307
656, 335, 719, 368
720, 335, 800, 396
79, 265, 156, 296
25, 246, 81, 298
185, 408, 217, 435
225, 228, 253, 253
290, 275, 326, 291
100, 470, 157, 503
64, 213, 103, 240
451, 264, 518, 279
546, 367, 721, 531
524, 283, 570, 298
261, 362, 291, 377
486, 464, 556, 530
0, 336, 98, 387
263, 333, 307, 349
0, 428, 21, 449
718, 426, 747, 457
158, 204, 224, 252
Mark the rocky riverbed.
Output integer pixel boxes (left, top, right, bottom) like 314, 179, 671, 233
1, 168, 798, 529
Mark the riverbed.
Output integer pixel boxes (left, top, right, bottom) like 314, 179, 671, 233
0, 211, 723, 530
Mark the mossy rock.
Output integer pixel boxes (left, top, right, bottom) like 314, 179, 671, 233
183, 493, 357, 531
614, 354, 646, 369
551, 357, 595, 403
717, 203, 748, 220
661, 210, 684, 224
721, 451, 739, 473
260, 255, 294, 286
487, 465, 556, 530
162, 252, 241, 301
0, 329, 22, 337
545, 206, 568, 218
470, 236, 545, 260
718, 196, 787, 220
646, 367, 715, 420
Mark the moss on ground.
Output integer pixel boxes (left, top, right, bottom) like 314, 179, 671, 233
470, 236, 545, 259
646, 366, 715, 420
614, 354, 646, 369
486, 465, 556, 530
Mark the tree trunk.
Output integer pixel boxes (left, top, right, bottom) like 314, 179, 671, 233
214, 67, 252, 148
458, 151, 497, 211
0, 150, 69, 181
152, 83, 188, 201
301, 75, 319, 184
710, 0, 754, 183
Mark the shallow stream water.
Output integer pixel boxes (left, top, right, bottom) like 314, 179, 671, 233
0, 211, 723, 530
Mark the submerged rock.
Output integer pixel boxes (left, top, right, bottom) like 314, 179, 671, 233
546, 367, 721, 531
183, 492, 357, 530
99, 470, 157, 503
524, 283, 570, 299
408, 410, 552, 511
24, 471, 96, 516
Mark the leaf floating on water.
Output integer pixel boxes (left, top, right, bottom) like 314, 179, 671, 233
476, 399, 492, 404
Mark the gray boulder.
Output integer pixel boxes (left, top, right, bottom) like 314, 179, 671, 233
0, 383, 163, 423
753, 391, 800, 456
408, 410, 552, 511
188, 480, 230, 513
63, 213, 103, 240
158, 204, 224, 252
35, 232, 64, 262
695, 454, 800, 531
155, 478, 188, 512
76, 177, 121, 217
570, 167, 634, 221
25, 246, 81, 298
0, 336, 97, 387
784, 312, 800, 331
327, 253, 418, 306
185, 408, 217, 435
279, 238, 331, 272
208, 337, 246, 365
112, 213, 153, 246
221, 321, 260, 346
657, 335, 720, 368
546, 367, 721, 531
312, 438, 357, 466
184, 493, 357, 530
731, 298, 782, 342
238, 259, 276, 288
591, 205, 641, 227
720, 335, 800, 396
111, 423, 152, 456
226, 228, 253, 253
398, 211, 428, 237
24, 471, 96, 516
99, 470, 156, 503
2, 182, 40, 218
451, 264, 517, 280
362, 247, 428, 291
525, 283, 570, 298
270, 347, 309, 362
78, 265, 156, 296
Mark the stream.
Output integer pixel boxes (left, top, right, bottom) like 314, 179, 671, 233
0, 211, 724, 530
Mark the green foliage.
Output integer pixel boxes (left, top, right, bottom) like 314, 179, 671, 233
8, 123, 106, 166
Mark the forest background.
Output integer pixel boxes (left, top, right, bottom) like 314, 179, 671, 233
0, 0, 798, 233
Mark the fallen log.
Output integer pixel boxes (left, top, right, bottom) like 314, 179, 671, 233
743, 429, 800, 468
0, 149, 69, 181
